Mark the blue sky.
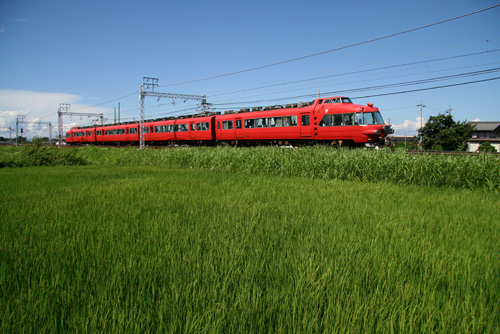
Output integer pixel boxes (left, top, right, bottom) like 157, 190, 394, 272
1, 0, 499, 139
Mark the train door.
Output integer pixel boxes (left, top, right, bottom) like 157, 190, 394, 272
300, 113, 312, 137
235, 118, 243, 138
190, 121, 196, 139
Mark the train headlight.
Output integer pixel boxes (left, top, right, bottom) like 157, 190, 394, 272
374, 129, 381, 136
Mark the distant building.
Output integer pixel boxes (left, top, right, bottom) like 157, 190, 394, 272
468, 121, 500, 152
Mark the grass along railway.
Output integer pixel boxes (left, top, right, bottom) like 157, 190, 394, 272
1, 145, 499, 191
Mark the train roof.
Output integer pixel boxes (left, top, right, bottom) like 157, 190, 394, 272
68, 96, 361, 131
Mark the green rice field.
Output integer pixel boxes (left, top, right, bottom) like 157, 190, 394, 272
1, 146, 499, 332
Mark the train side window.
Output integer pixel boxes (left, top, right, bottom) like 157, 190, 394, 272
302, 115, 310, 126
191, 124, 195, 131
283, 117, 290, 127
275, 117, 283, 127
196, 122, 209, 131
222, 120, 233, 130
343, 113, 354, 126
333, 114, 342, 126
356, 113, 365, 125
268, 117, 276, 127
319, 115, 331, 127
245, 119, 255, 128
290, 116, 297, 126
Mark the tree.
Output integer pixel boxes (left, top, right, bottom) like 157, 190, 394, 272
418, 113, 474, 151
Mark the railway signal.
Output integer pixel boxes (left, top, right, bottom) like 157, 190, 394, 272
16, 115, 52, 147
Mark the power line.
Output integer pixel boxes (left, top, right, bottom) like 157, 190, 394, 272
160, 4, 500, 88
352, 77, 500, 99
210, 48, 500, 98
212, 73, 500, 109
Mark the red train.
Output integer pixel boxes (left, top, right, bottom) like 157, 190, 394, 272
65, 96, 393, 147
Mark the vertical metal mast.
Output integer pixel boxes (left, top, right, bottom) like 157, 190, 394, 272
138, 77, 212, 149
139, 84, 145, 149
58, 103, 70, 148
57, 103, 104, 147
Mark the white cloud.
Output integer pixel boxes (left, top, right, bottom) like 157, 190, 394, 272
391, 117, 423, 136
0, 89, 110, 139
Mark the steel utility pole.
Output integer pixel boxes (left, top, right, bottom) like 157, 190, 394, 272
417, 101, 426, 130
16, 115, 52, 146
57, 103, 104, 147
417, 101, 426, 147
138, 77, 212, 149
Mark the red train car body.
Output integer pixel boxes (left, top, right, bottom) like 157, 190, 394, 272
65, 96, 393, 147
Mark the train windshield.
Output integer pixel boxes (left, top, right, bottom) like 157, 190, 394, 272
356, 112, 385, 125
364, 112, 385, 125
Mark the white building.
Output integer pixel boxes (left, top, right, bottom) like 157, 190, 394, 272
468, 122, 500, 152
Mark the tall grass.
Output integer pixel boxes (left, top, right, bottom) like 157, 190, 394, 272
1, 166, 499, 332
0, 144, 86, 167
68, 146, 500, 191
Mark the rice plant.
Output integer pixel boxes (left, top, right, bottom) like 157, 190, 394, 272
1, 166, 499, 332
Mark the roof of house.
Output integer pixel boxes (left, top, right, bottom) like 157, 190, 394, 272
468, 121, 500, 132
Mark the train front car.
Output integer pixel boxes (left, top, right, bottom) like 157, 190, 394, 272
314, 97, 393, 147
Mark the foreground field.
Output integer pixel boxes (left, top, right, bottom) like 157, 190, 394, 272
1, 166, 499, 332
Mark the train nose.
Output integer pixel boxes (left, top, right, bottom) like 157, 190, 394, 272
383, 125, 394, 134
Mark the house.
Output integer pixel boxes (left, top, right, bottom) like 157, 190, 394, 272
468, 121, 500, 152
